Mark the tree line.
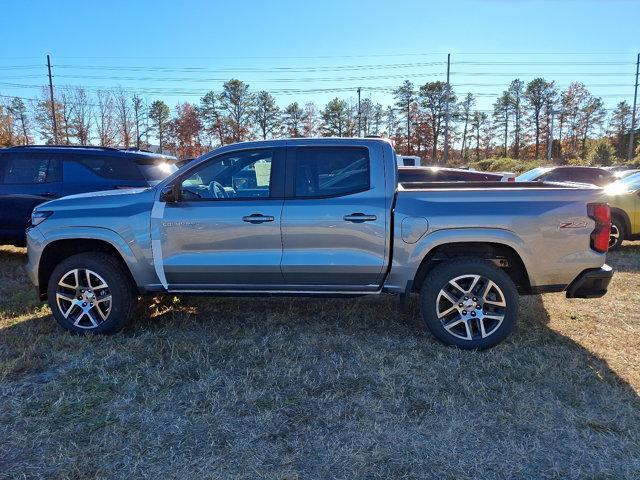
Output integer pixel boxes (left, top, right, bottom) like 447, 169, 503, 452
0, 78, 637, 164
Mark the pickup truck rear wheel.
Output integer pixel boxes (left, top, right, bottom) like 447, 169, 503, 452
420, 258, 518, 350
47, 252, 137, 334
608, 217, 625, 251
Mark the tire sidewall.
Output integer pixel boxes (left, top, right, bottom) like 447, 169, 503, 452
47, 253, 134, 334
420, 259, 519, 350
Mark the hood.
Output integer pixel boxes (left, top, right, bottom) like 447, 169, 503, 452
35, 187, 155, 213
60, 187, 149, 201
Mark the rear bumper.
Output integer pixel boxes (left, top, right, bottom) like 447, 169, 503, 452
565, 265, 613, 299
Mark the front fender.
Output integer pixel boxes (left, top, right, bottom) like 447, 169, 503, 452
38, 226, 153, 288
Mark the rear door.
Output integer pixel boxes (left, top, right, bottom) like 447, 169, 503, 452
0, 153, 62, 244
280, 144, 387, 289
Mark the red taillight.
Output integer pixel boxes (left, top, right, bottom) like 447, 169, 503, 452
587, 203, 611, 253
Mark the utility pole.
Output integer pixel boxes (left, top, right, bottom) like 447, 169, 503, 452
357, 87, 362, 137
47, 54, 58, 143
443, 53, 451, 164
628, 53, 639, 160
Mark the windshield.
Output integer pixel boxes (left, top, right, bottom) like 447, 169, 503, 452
138, 162, 178, 185
515, 167, 551, 182
606, 173, 640, 194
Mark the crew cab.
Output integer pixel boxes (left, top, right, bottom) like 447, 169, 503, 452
26, 138, 613, 349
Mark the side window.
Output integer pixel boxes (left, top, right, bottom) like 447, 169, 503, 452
542, 169, 569, 182
295, 147, 370, 198
74, 156, 144, 180
180, 149, 274, 200
2, 154, 60, 184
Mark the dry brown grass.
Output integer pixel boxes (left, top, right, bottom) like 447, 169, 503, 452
0, 244, 639, 479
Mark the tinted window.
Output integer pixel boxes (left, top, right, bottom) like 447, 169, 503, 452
74, 156, 145, 181
295, 147, 370, 198
1, 154, 61, 184
543, 168, 611, 186
180, 149, 274, 200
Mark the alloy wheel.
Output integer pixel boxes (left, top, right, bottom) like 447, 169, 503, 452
435, 274, 507, 341
56, 268, 112, 329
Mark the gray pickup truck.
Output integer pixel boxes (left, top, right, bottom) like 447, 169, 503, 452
26, 138, 613, 349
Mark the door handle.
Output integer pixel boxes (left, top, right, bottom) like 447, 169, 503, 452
343, 213, 377, 223
242, 213, 275, 224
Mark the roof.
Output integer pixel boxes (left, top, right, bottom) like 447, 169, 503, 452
1, 145, 176, 161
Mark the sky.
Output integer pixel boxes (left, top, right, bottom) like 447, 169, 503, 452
1, 0, 639, 122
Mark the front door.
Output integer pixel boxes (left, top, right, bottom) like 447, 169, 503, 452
280, 145, 388, 289
157, 147, 285, 289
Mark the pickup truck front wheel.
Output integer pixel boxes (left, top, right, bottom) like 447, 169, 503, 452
47, 252, 137, 334
420, 258, 518, 350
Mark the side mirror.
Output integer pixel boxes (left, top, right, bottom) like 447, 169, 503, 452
160, 183, 181, 203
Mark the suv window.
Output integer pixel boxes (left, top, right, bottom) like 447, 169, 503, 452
1, 154, 61, 184
543, 168, 611, 186
180, 149, 274, 200
74, 156, 145, 180
295, 147, 370, 198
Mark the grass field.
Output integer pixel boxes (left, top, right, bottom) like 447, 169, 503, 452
1, 244, 639, 479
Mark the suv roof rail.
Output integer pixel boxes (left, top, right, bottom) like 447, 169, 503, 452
7, 144, 123, 152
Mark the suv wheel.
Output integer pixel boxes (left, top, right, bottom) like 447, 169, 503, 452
420, 258, 518, 350
609, 217, 625, 251
47, 253, 137, 334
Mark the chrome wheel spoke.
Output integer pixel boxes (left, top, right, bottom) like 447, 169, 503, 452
57, 268, 111, 329
59, 269, 79, 289
482, 280, 506, 307
448, 279, 467, 295
85, 309, 99, 327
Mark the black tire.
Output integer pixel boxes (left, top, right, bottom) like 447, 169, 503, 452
609, 216, 625, 251
47, 252, 137, 334
420, 258, 519, 350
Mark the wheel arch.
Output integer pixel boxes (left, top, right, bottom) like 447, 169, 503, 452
38, 234, 139, 300
411, 241, 531, 295
610, 207, 631, 239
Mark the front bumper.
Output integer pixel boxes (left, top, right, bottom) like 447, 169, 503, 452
565, 264, 613, 299
25, 226, 46, 288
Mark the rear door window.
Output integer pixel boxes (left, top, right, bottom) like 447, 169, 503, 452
1, 154, 61, 184
74, 155, 145, 181
294, 147, 370, 198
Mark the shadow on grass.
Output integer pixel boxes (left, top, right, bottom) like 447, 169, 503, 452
1, 250, 639, 478
608, 241, 640, 273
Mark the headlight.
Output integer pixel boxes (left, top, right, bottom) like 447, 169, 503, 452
31, 210, 53, 227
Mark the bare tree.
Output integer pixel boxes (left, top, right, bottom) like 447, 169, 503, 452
95, 90, 117, 147
302, 102, 318, 137
70, 87, 92, 145
115, 88, 132, 148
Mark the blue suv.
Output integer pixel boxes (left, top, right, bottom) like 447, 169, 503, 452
0, 145, 177, 246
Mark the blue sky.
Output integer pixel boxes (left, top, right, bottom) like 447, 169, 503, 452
1, 0, 639, 117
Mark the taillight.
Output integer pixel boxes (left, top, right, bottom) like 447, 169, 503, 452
587, 203, 611, 253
